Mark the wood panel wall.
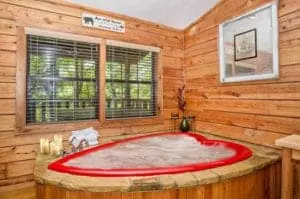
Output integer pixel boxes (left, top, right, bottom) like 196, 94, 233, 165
0, 0, 298, 197
0, 0, 183, 192
184, 0, 300, 147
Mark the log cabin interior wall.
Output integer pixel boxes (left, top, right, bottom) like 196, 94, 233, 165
0, 0, 183, 193
184, 0, 300, 196
0, 0, 299, 197
184, 0, 300, 147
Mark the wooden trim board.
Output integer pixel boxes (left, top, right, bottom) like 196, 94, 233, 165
275, 135, 300, 151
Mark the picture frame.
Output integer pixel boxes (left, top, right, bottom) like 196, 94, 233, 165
218, 2, 279, 83
234, 28, 257, 61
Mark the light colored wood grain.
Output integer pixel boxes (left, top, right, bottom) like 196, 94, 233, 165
188, 99, 300, 118
186, 82, 300, 100
295, 164, 300, 199
36, 162, 281, 199
0, 175, 34, 187
281, 149, 294, 199
0, 0, 182, 34
0, 0, 182, 189
0, 2, 182, 49
0, 99, 15, 114
99, 40, 106, 123
25, 27, 102, 44
6, 160, 35, 178
0, 83, 15, 98
275, 135, 300, 150
0, 182, 35, 199
0, 50, 16, 67
293, 150, 300, 161
191, 110, 300, 135
0, 0, 298, 195
106, 40, 161, 52
0, 18, 17, 35
195, 121, 286, 147
0, 66, 16, 83
279, 10, 300, 33
0, 115, 15, 131
183, 1, 300, 149
15, 26, 26, 133
0, 164, 6, 180
0, 144, 38, 164
187, 1, 299, 196
0, 35, 16, 51
279, 0, 300, 16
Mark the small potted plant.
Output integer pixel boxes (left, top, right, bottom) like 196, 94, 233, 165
178, 85, 189, 132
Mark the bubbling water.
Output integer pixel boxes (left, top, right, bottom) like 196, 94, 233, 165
64, 135, 236, 169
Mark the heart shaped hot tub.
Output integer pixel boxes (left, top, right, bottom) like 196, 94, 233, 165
48, 132, 252, 177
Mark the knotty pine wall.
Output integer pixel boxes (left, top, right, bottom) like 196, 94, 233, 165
184, 0, 300, 147
0, 0, 183, 192
0, 0, 299, 197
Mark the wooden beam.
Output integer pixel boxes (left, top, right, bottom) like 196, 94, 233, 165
15, 26, 26, 133
99, 40, 106, 123
281, 148, 294, 199
25, 27, 102, 43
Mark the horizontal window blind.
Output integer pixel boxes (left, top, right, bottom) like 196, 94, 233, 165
106, 45, 158, 119
26, 35, 99, 124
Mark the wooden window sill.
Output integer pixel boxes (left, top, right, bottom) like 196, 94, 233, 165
16, 114, 164, 135
100, 115, 164, 128
16, 120, 100, 135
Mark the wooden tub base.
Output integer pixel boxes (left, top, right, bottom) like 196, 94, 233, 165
36, 163, 281, 199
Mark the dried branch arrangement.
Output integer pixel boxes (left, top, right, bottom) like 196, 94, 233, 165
178, 84, 186, 112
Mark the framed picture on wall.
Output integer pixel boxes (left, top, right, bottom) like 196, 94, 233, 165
234, 28, 257, 61
218, 2, 279, 83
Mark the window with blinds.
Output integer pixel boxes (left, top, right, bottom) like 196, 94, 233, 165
26, 35, 99, 124
106, 45, 158, 119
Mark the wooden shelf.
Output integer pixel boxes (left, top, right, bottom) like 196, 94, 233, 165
275, 134, 300, 199
275, 134, 300, 151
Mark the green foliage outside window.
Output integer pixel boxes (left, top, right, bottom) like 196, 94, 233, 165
27, 53, 98, 123
105, 49, 156, 118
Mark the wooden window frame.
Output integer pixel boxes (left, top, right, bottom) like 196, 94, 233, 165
99, 40, 164, 128
16, 27, 163, 134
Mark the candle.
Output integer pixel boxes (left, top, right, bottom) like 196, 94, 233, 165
54, 134, 63, 151
58, 135, 63, 151
43, 139, 50, 154
40, 138, 45, 154
50, 141, 54, 156
54, 144, 61, 156
50, 141, 61, 157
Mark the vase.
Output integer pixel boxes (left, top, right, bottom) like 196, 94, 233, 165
180, 116, 190, 132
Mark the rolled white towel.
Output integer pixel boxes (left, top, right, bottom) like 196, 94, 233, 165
69, 127, 99, 143
87, 140, 98, 146
69, 134, 98, 143
71, 127, 98, 137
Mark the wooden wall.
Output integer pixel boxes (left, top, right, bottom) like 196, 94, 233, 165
0, 0, 299, 197
0, 0, 183, 192
184, 0, 300, 147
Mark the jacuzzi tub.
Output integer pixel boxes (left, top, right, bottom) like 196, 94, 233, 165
35, 132, 281, 199
48, 132, 252, 177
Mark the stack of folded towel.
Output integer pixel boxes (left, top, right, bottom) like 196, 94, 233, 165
69, 127, 99, 148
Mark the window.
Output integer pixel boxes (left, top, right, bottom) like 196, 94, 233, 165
26, 35, 99, 124
106, 45, 158, 119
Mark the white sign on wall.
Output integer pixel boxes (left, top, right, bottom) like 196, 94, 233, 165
82, 13, 125, 33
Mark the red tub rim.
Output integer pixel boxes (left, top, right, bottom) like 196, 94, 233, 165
48, 132, 252, 177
